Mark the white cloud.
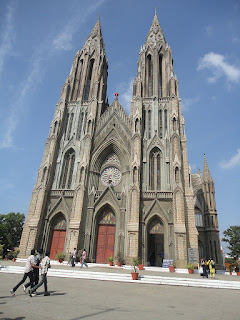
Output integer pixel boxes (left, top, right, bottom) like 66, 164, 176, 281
0, 4, 15, 73
52, 32, 73, 51
197, 52, 240, 84
0, 0, 107, 149
181, 97, 199, 112
205, 25, 213, 37
52, 0, 106, 51
117, 78, 134, 113
220, 149, 240, 169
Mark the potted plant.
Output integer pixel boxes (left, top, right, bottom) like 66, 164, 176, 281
108, 256, 114, 266
169, 261, 175, 273
187, 263, 194, 274
138, 257, 144, 270
131, 257, 139, 280
115, 251, 124, 267
229, 264, 233, 275
56, 251, 65, 263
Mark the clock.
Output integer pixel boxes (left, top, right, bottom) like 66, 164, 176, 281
101, 166, 122, 187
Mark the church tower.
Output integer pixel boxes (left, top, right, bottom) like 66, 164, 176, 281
19, 19, 108, 258
130, 12, 198, 267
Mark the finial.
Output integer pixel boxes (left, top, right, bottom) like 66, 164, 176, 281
114, 92, 119, 100
155, 7, 157, 14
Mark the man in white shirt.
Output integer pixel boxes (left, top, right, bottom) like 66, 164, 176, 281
10, 249, 41, 296
29, 250, 51, 297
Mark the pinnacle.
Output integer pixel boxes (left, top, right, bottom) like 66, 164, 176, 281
203, 153, 211, 181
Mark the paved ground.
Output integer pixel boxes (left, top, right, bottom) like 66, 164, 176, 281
1, 272, 239, 320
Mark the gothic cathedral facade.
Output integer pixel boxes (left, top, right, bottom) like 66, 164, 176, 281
19, 13, 223, 268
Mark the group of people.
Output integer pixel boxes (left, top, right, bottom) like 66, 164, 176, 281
70, 248, 88, 268
10, 249, 51, 297
200, 258, 216, 278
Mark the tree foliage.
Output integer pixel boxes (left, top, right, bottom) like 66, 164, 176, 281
222, 226, 240, 260
0, 212, 25, 251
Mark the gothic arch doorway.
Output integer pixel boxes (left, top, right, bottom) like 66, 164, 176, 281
49, 214, 66, 260
95, 207, 116, 264
147, 217, 164, 266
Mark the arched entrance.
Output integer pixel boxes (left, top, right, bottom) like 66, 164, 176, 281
49, 214, 66, 260
95, 207, 115, 264
148, 218, 164, 266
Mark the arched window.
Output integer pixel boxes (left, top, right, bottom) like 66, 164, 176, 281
64, 113, 69, 139
149, 147, 161, 190
173, 117, 176, 131
59, 149, 75, 189
76, 112, 84, 140
159, 109, 163, 138
146, 55, 153, 97
164, 109, 168, 135
67, 113, 74, 140
195, 208, 203, 227
135, 118, 139, 133
159, 54, 162, 97
148, 110, 151, 139
84, 59, 94, 100
175, 167, 179, 184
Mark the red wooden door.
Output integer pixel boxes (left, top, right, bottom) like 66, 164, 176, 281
96, 225, 115, 263
50, 230, 66, 260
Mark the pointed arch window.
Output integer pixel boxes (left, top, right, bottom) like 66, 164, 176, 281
67, 113, 74, 140
159, 109, 163, 138
159, 54, 163, 97
84, 59, 94, 101
76, 112, 84, 140
164, 109, 168, 135
149, 147, 161, 190
59, 148, 75, 189
64, 113, 69, 139
148, 110, 151, 139
146, 55, 153, 97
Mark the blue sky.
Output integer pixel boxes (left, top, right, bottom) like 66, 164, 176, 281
0, 0, 239, 252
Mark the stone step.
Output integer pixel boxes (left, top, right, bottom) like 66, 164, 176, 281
1, 265, 240, 290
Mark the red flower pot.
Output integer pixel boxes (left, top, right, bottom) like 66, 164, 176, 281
237, 272, 240, 276
138, 264, 144, 270
59, 259, 63, 263
131, 272, 139, 280
188, 269, 194, 274
117, 262, 121, 267
169, 266, 175, 273
109, 261, 114, 266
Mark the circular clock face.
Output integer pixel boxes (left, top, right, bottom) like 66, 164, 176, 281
101, 166, 122, 187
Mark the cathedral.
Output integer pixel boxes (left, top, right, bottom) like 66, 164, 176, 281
19, 13, 223, 268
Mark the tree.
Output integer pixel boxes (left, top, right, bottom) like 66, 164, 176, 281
0, 212, 25, 252
222, 226, 240, 261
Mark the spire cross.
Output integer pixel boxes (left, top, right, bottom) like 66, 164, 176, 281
114, 92, 119, 99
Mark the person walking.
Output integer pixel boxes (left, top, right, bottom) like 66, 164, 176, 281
10, 249, 41, 296
23, 248, 43, 293
28, 250, 51, 297
200, 258, 208, 278
80, 249, 88, 268
72, 248, 77, 267
207, 258, 216, 278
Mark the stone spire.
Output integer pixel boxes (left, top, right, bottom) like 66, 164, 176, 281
203, 154, 211, 181
144, 11, 166, 49
81, 17, 105, 55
